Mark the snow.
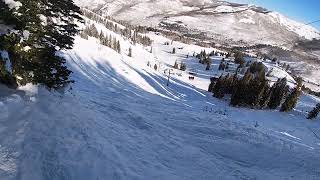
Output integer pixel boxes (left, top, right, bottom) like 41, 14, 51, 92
2, 0, 22, 9
38, 15, 47, 26
0, 17, 320, 180
239, 17, 255, 24
215, 5, 235, 13
268, 12, 320, 40
0, 50, 13, 74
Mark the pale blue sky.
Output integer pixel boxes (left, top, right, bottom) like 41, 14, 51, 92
230, 0, 320, 29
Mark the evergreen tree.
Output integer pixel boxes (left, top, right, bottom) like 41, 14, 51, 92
116, 40, 121, 53
208, 77, 216, 92
99, 30, 105, 41
172, 47, 176, 54
173, 61, 179, 69
212, 75, 225, 99
204, 57, 211, 70
268, 78, 288, 109
307, 103, 320, 119
206, 63, 211, 71
128, 47, 132, 57
230, 70, 253, 106
218, 61, 226, 71
234, 51, 245, 66
180, 63, 186, 71
280, 78, 303, 112
0, 0, 82, 89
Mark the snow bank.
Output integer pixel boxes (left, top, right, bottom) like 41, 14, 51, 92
2, 0, 22, 9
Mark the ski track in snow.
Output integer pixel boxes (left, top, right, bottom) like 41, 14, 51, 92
0, 29, 320, 179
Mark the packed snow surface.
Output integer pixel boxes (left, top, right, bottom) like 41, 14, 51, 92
0, 21, 320, 180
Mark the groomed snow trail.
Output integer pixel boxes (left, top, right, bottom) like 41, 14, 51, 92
0, 36, 320, 180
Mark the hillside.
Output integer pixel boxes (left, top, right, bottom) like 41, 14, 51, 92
74, 0, 320, 46
1, 12, 320, 180
73, 0, 320, 92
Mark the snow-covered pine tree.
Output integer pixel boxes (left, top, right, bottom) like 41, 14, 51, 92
0, 0, 82, 89
307, 103, 320, 119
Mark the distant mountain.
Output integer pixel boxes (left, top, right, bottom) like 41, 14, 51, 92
74, 0, 320, 47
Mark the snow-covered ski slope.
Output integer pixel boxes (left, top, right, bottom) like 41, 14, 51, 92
1, 19, 320, 180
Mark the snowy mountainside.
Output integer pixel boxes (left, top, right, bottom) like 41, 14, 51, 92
75, 0, 320, 86
1, 14, 320, 180
75, 0, 320, 46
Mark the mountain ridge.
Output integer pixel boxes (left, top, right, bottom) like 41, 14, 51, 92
74, 0, 320, 47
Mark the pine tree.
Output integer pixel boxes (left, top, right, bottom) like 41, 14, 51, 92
128, 47, 132, 57
204, 57, 211, 70
208, 77, 216, 92
212, 75, 225, 99
218, 61, 226, 71
280, 78, 303, 112
172, 47, 176, 54
268, 78, 288, 109
206, 63, 211, 71
173, 61, 179, 69
116, 40, 121, 53
180, 63, 186, 71
231, 70, 253, 106
99, 30, 105, 41
234, 51, 245, 66
0, 0, 82, 89
307, 103, 320, 119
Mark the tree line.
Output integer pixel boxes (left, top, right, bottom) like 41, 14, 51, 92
80, 24, 121, 54
208, 62, 303, 112
81, 8, 152, 47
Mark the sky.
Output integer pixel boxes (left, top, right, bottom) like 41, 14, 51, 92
230, 0, 320, 29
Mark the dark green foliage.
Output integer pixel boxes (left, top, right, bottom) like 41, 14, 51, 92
0, 0, 82, 89
272, 58, 277, 62
0, 57, 17, 88
206, 63, 211, 71
210, 64, 275, 109
268, 78, 289, 109
280, 78, 303, 112
128, 47, 132, 57
204, 57, 211, 70
212, 75, 225, 99
172, 47, 176, 54
307, 103, 320, 119
197, 50, 207, 64
218, 60, 226, 71
116, 40, 121, 53
230, 69, 269, 108
208, 77, 216, 92
230, 70, 253, 106
154, 64, 158, 71
249, 62, 265, 74
180, 63, 186, 71
234, 51, 245, 66
173, 61, 179, 69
